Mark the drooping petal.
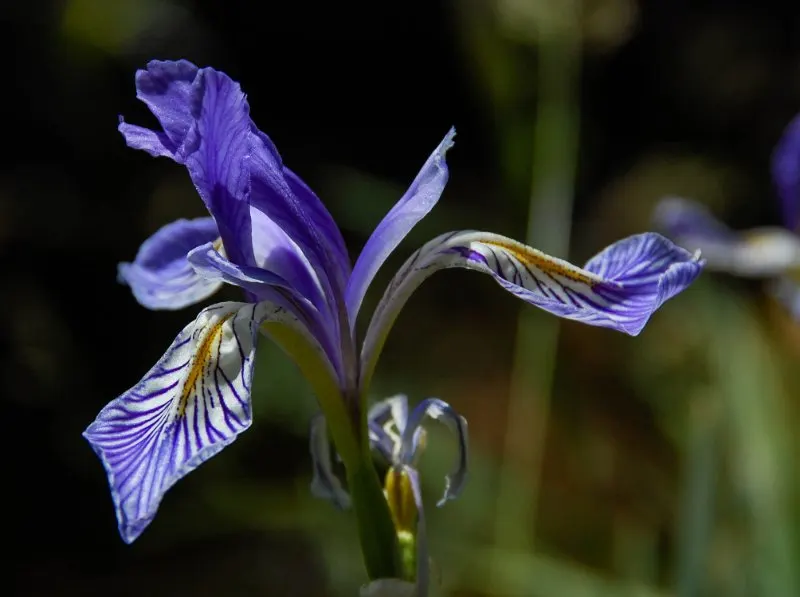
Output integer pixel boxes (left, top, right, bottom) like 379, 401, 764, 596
308, 413, 351, 509
398, 398, 468, 506
361, 231, 704, 390
345, 129, 456, 325
118, 217, 223, 310
118, 59, 200, 158
772, 113, 800, 232
654, 197, 800, 276
83, 300, 317, 543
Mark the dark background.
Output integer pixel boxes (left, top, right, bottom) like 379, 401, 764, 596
5, 1, 800, 595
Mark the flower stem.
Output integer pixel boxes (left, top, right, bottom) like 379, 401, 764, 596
347, 457, 402, 579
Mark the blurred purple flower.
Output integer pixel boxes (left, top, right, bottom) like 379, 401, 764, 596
654, 114, 800, 318
84, 59, 704, 544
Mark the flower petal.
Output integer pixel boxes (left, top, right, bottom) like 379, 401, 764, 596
249, 131, 351, 297
361, 231, 704, 389
654, 197, 800, 276
368, 394, 410, 435
772, 113, 800, 232
345, 129, 455, 325
119, 61, 254, 266
367, 394, 410, 461
188, 242, 342, 377
83, 300, 311, 543
653, 196, 738, 245
399, 398, 468, 506
179, 67, 254, 267
118, 59, 200, 158
308, 413, 351, 509
119, 60, 349, 324
118, 217, 223, 310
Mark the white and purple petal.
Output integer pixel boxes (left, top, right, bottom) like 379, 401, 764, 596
399, 398, 468, 506
772, 113, 800, 232
361, 231, 704, 389
118, 217, 223, 310
345, 129, 455, 325
654, 197, 800, 276
83, 300, 314, 543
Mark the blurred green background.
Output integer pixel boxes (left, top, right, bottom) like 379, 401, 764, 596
5, 1, 800, 595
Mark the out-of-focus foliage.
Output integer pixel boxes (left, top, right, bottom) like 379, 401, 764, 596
6, 0, 800, 596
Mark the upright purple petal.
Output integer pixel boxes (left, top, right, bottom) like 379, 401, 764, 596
118, 217, 223, 310
248, 130, 351, 305
118, 60, 200, 158
345, 129, 455, 326
118, 61, 253, 266
179, 68, 254, 266
119, 60, 350, 322
772, 113, 800, 232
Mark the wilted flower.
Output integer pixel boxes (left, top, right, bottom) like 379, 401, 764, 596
84, 59, 703, 544
312, 394, 467, 597
654, 114, 800, 317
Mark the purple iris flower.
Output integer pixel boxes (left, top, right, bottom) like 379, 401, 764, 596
654, 114, 800, 318
84, 60, 704, 544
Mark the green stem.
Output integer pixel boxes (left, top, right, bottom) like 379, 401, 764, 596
675, 393, 718, 597
347, 454, 402, 580
492, 0, 582, 559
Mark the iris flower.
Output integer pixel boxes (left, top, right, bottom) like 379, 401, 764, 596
312, 394, 467, 597
654, 114, 800, 318
84, 60, 703, 547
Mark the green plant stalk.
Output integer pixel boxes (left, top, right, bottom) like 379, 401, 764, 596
492, 6, 582, 557
264, 322, 401, 579
347, 456, 402, 580
705, 288, 799, 597
675, 391, 718, 597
